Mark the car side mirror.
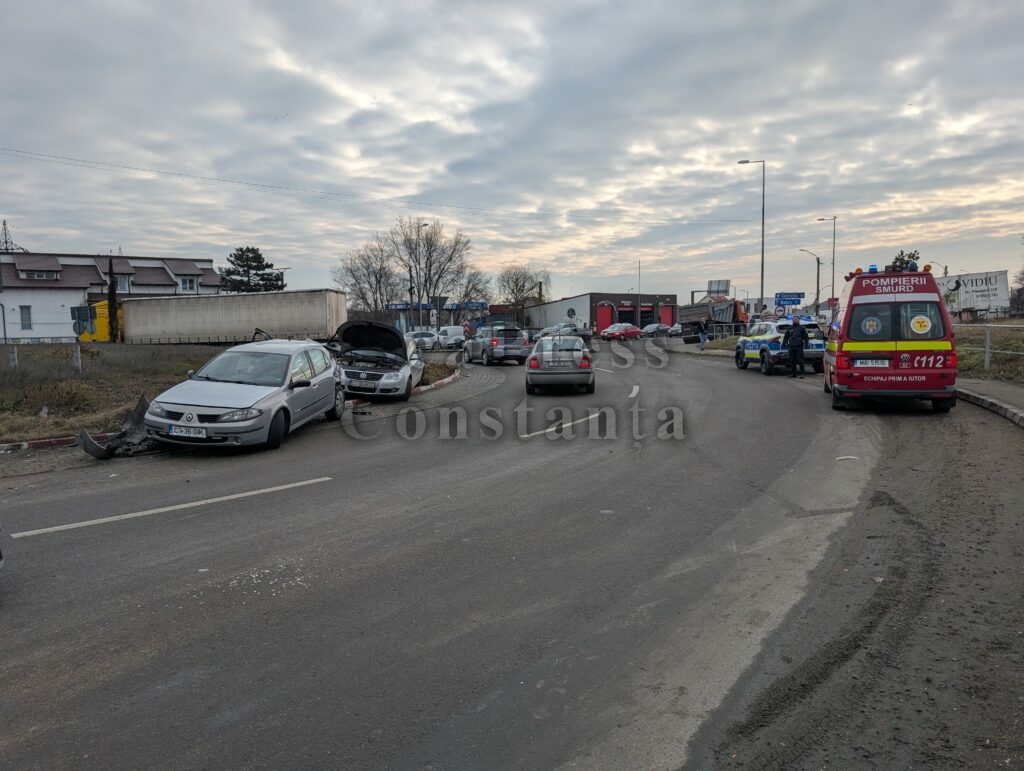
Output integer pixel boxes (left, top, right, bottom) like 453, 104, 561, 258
187, 369, 195, 378
290, 379, 312, 389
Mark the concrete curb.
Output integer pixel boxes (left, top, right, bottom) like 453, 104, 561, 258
0, 370, 466, 453
957, 389, 1024, 429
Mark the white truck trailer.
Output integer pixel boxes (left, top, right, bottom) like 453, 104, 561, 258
120, 289, 347, 344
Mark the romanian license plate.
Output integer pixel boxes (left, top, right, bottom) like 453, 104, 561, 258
854, 359, 888, 368
169, 425, 206, 438
547, 360, 572, 367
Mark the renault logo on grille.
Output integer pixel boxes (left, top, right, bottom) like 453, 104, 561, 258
185, 413, 194, 422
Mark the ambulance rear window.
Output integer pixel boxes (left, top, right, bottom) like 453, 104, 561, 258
849, 302, 945, 341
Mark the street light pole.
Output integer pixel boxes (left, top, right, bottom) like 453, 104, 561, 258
817, 216, 836, 307
739, 160, 766, 314
799, 249, 822, 316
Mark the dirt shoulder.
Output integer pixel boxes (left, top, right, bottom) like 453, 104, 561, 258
687, 403, 1024, 769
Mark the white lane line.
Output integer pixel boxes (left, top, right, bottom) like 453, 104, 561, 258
594, 367, 615, 373
519, 413, 599, 439
11, 477, 333, 539
628, 385, 640, 398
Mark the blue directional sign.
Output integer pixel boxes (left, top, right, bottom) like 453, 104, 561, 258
774, 293, 805, 306
462, 301, 488, 310
384, 302, 410, 310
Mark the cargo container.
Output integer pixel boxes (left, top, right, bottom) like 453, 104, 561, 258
118, 289, 347, 344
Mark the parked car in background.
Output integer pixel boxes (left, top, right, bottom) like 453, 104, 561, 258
145, 339, 343, 450
331, 320, 424, 400
408, 330, 441, 351
525, 335, 595, 394
641, 323, 670, 338
668, 323, 684, 337
546, 322, 593, 343
463, 326, 530, 365
437, 326, 466, 349
523, 327, 545, 343
600, 323, 642, 341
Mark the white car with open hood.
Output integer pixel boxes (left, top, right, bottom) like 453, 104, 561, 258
328, 320, 425, 401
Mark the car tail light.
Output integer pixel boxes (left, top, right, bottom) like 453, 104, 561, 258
580, 356, 591, 369
492, 337, 499, 347
836, 353, 852, 370
947, 351, 957, 368
529, 356, 540, 369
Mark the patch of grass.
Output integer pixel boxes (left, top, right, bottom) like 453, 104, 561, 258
422, 361, 457, 385
0, 343, 226, 442
954, 325, 1024, 382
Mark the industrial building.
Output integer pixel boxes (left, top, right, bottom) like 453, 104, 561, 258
524, 292, 678, 333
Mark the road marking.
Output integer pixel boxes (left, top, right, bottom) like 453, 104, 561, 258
11, 477, 333, 539
519, 413, 599, 439
628, 385, 640, 398
594, 367, 615, 373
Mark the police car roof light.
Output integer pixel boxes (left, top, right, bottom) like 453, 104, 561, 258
909, 262, 918, 272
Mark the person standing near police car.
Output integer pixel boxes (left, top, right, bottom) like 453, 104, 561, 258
783, 317, 809, 378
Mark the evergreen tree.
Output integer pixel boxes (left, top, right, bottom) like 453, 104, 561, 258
890, 249, 921, 270
221, 246, 285, 292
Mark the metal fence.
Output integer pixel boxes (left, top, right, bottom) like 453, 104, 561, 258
952, 323, 1024, 370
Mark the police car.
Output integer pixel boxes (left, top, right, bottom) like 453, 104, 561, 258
735, 316, 827, 375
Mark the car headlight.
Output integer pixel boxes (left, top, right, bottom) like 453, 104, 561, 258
216, 408, 263, 423
148, 402, 168, 418
382, 372, 403, 382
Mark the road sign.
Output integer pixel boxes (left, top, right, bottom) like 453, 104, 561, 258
775, 292, 805, 303
567, 307, 576, 318
385, 302, 410, 310
774, 305, 786, 315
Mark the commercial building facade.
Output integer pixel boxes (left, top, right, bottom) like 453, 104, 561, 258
525, 292, 678, 333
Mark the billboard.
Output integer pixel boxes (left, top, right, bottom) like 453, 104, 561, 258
936, 271, 1010, 312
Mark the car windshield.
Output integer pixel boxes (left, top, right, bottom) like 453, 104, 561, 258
535, 337, 583, 353
194, 351, 290, 386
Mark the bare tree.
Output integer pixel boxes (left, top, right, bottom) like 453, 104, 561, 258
452, 264, 492, 318
389, 217, 473, 322
496, 262, 551, 325
330, 234, 402, 319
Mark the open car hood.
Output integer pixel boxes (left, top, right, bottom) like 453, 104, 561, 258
330, 320, 408, 360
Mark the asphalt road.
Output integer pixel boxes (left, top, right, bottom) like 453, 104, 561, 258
2, 342, 1017, 768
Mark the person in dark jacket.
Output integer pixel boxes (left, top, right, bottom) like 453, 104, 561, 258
783, 317, 809, 378
696, 319, 708, 351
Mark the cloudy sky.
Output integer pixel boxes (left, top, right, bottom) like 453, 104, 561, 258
3, 0, 1022, 305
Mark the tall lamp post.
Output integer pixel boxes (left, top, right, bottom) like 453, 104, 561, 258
276, 266, 291, 290
799, 249, 822, 316
817, 216, 836, 306
738, 159, 766, 314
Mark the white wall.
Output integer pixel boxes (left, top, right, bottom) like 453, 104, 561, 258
525, 295, 591, 329
0, 288, 86, 341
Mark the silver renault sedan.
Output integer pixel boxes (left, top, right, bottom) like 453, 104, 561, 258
144, 339, 344, 449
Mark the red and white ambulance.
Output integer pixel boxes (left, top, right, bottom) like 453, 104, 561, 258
824, 262, 957, 412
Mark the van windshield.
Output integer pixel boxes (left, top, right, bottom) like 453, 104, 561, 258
848, 302, 946, 341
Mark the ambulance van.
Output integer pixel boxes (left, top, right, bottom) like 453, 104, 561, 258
824, 262, 957, 412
